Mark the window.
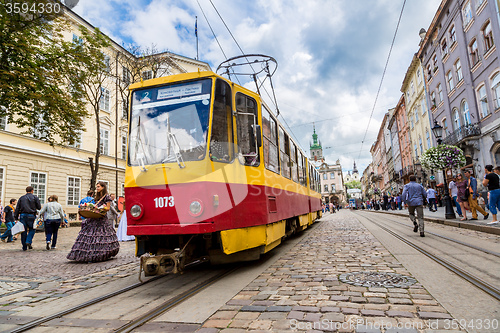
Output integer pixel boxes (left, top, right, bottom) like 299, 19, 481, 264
279, 127, 290, 178
103, 54, 110, 72
455, 59, 463, 82
211, 80, 234, 163
469, 38, 479, 65
462, 1, 473, 26
142, 70, 152, 80
482, 21, 494, 51
431, 91, 437, 107
100, 128, 109, 155
121, 135, 127, 159
421, 100, 426, 115
69, 131, 82, 148
30, 172, 47, 203
442, 118, 448, 137
414, 108, 419, 122
477, 85, 489, 117
426, 64, 432, 81
432, 54, 438, 71
447, 71, 455, 91
437, 84, 443, 102
453, 108, 461, 130
449, 25, 456, 44
417, 70, 422, 84
72, 33, 83, 45
410, 81, 415, 95
426, 130, 431, 148
414, 144, 418, 158
462, 100, 471, 126
419, 137, 423, 154
0, 167, 4, 203
331, 184, 336, 192
99, 87, 110, 111
323, 173, 327, 180
330, 173, 335, 179
122, 100, 128, 119
67, 177, 80, 206
324, 184, 328, 192
122, 66, 130, 84
491, 72, 500, 109
441, 38, 448, 57
236, 93, 259, 166
290, 141, 298, 183
0, 115, 6, 130
33, 114, 48, 140
298, 153, 306, 186
410, 116, 414, 129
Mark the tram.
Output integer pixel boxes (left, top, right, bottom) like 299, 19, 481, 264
125, 56, 322, 276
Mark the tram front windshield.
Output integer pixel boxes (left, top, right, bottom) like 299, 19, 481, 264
129, 79, 212, 167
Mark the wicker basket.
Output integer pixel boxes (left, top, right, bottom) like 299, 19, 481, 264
78, 208, 106, 219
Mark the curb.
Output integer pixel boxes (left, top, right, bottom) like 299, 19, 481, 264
367, 210, 500, 235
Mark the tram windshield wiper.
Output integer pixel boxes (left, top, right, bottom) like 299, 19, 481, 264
161, 113, 186, 169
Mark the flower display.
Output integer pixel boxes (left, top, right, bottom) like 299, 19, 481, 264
420, 144, 466, 170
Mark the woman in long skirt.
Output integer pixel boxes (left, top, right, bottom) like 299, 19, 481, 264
67, 181, 120, 262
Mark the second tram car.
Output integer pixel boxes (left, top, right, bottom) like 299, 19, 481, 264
125, 70, 322, 275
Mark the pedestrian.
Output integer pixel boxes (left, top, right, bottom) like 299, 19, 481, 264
37, 195, 65, 250
396, 193, 402, 210
426, 187, 438, 212
483, 165, 499, 224
402, 175, 427, 237
329, 202, 334, 213
1, 199, 17, 243
456, 174, 470, 220
383, 192, 389, 211
14, 186, 41, 251
117, 201, 134, 242
477, 193, 486, 211
0, 198, 3, 225
464, 169, 489, 221
448, 177, 463, 217
79, 190, 95, 222
67, 181, 120, 262
108, 193, 119, 227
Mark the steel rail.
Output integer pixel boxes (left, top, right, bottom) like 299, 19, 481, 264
9, 273, 170, 333
113, 267, 238, 333
361, 212, 500, 257
362, 214, 500, 302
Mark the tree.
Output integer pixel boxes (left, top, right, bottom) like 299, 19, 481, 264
345, 180, 362, 189
70, 25, 113, 192
0, 0, 89, 145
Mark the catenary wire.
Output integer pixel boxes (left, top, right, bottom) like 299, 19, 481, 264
357, 0, 407, 160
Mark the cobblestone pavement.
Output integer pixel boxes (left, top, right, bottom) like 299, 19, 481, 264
0, 226, 138, 311
196, 211, 462, 333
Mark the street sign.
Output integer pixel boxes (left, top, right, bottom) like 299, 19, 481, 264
429, 175, 436, 180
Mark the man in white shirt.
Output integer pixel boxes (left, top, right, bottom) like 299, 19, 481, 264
449, 177, 463, 217
426, 187, 437, 212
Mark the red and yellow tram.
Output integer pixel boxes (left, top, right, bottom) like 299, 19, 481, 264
125, 70, 322, 275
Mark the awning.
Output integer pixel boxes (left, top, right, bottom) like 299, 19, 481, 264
436, 183, 444, 187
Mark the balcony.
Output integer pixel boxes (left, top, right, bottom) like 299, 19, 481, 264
443, 123, 481, 145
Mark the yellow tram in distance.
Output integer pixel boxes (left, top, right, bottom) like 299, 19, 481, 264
125, 56, 322, 276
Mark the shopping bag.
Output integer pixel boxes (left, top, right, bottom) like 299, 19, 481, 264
11, 221, 25, 235
35, 217, 44, 230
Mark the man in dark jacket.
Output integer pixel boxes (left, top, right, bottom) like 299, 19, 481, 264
14, 186, 41, 251
1, 199, 16, 242
402, 175, 427, 237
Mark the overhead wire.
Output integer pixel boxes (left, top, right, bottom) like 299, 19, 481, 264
207, 0, 306, 152
357, 0, 407, 160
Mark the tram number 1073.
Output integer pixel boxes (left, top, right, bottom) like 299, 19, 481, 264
154, 196, 175, 208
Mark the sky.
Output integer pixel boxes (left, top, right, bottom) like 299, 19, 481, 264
73, 0, 442, 174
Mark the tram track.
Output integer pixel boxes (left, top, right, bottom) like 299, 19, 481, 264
354, 211, 500, 302
9, 261, 235, 333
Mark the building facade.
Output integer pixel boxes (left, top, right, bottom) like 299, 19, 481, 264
419, 0, 500, 180
0, 9, 211, 219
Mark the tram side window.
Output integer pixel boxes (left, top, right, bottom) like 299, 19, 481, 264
210, 79, 233, 162
298, 152, 304, 186
236, 93, 260, 166
290, 141, 298, 183
309, 164, 313, 190
279, 127, 290, 178
262, 106, 279, 173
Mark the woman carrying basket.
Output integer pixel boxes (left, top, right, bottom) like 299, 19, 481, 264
67, 181, 120, 262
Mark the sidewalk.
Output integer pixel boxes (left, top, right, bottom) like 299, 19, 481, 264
369, 206, 500, 235
196, 211, 461, 333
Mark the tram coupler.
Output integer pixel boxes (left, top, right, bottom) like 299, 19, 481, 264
139, 251, 185, 281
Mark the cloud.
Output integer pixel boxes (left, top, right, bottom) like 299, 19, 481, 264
74, 0, 442, 174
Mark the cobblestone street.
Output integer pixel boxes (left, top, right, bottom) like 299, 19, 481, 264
197, 211, 465, 333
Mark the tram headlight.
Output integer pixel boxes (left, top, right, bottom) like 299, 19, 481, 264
189, 200, 203, 216
130, 204, 142, 218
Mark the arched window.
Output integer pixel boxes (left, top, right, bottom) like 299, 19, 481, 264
495, 146, 500, 166
469, 38, 479, 65
482, 21, 494, 51
461, 100, 471, 126
453, 108, 461, 130
477, 84, 489, 117
491, 72, 500, 109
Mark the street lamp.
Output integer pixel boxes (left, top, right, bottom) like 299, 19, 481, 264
431, 120, 456, 219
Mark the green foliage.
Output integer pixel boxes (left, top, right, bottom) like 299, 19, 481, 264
345, 180, 361, 189
0, 0, 92, 145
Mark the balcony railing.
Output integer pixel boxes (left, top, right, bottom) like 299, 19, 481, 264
443, 123, 481, 145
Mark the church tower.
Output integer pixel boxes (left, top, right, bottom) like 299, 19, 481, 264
309, 124, 323, 161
